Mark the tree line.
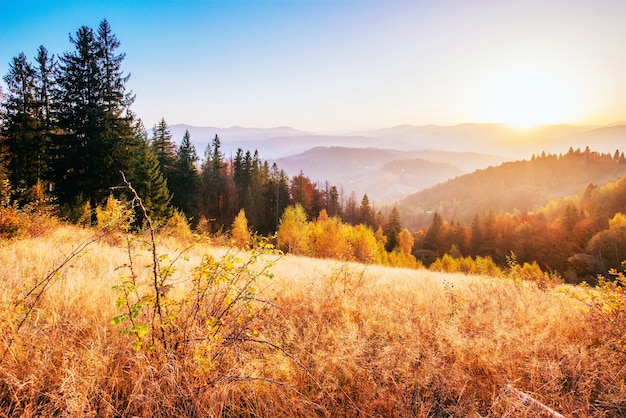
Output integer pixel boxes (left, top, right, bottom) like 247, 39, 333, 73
0, 19, 416, 255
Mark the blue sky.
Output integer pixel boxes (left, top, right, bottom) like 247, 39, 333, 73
2, 0, 626, 132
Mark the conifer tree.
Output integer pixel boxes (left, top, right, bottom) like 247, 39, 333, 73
263, 163, 290, 233
384, 206, 402, 252
357, 194, 375, 227
150, 117, 177, 181
200, 135, 227, 230
125, 133, 173, 225
326, 185, 341, 218
53, 19, 137, 217
1, 52, 43, 202
424, 212, 444, 252
170, 129, 200, 224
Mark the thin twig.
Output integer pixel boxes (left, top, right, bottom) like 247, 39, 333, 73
505, 385, 566, 418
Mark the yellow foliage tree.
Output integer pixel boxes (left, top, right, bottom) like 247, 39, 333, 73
309, 209, 352, 259
348, 224, 380, 264
276, 204, 309, 255
397, 228, 414, 256
231, 209, 252, 249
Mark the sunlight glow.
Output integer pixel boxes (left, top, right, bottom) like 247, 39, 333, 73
476, 61, 583, 130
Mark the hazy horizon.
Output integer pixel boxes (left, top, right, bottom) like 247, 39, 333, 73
3, 1, 626, 133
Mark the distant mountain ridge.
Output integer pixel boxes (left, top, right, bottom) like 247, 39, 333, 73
170, 122, 626, 159
168, 122, 626, 203
276, 147, 503, 203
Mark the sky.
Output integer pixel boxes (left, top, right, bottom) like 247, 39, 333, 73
2, 0, 626, 133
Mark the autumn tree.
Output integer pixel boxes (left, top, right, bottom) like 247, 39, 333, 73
349, 224, 379, 263
231, 209, 252, 249
276, 204, 309, 255
290, 171, 316, 218
586, 212, 626, 271
309, 209, 351, 259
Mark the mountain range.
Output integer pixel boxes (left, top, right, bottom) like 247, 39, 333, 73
168, 122, 626, 203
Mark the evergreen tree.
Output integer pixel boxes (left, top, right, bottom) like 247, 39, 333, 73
357, 194, 375, 227
200, 135, 227, 230
53, 20, 137, 217
150, 117, 177, 181
264, 163, 290, 233
344, 191, 358, 225
1, 52, 43, 202
326, 185, 341, 218
384, 206, 402, 252
469, 213, 483, 255
424, 212, 444, 252
124, 133, 172, 225
170, 129, 200, 224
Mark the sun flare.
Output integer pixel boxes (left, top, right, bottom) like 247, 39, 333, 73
477, 62, 582, 130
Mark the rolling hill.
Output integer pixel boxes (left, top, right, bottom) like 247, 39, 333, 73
168, 122, 626, 205
397, 149, 626, 229
276, 147, 504, 203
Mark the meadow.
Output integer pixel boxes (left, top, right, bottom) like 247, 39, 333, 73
1, 223, 625, 417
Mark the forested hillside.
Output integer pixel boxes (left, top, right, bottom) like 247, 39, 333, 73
399, 148, 626, 228
406, 152, 626, 282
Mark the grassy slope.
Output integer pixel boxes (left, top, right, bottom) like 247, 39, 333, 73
0, 224, 624, 417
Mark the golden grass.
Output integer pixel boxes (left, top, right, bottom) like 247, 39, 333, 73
1, 223, 625, 416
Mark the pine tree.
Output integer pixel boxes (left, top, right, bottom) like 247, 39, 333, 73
150, 117, 177, 181
170, 129, 200, 224
263, 163, 290, 234
53, 20, 137, 218
326, 185, 341, 218
125, 134, 173, 225
200, 135, 227, 230
424, 212, 444, 252
384, 206, 402, 252
357, 194, 375, 227
1, 52, 43, 202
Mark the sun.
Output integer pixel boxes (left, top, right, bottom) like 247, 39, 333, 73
476, 63, 580, 130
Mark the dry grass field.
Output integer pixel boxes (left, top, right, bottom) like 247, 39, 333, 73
1, 223, 625, 417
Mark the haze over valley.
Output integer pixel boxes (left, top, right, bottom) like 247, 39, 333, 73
170, 121, 626, 203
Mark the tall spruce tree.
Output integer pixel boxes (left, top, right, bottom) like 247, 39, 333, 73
200, 135, 226, 230
385, 206, 402, 252
357, 194, 375, 227
122, 119, 172, 225
150, 117, 177, 182
1, 52, 44, 202
170, 129, 201, 223
53, 19, 137, 218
